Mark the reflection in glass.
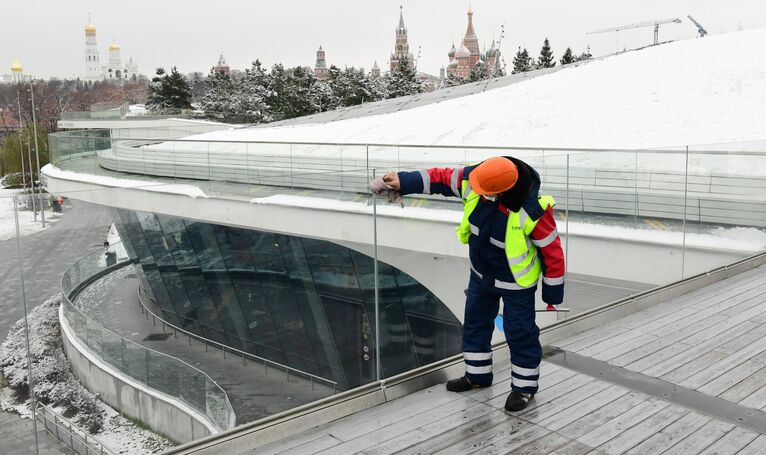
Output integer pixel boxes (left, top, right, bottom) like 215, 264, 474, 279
113, 209, 462, 389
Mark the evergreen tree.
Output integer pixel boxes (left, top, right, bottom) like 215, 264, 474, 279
578, 46, 593, 61
491, 60, 507, 78
467, 62, 490, 82
512, 47, 532, 74
560, 47, 575, 65
329, 67, 377, 107
200, 69, 240, 114
267, 64, 322, 121
188, 72, 207, 103
240, 60, 272, 122
538, 38, 556, 68
384, 59, 423, 99
146, 67, 192, 111
445, 73, 467, 87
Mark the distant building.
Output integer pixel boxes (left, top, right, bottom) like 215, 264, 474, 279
390, 6, 414, 71
370, 61, 380, 79
446, 6, 500, 79
314, 46, 328, 81
212, 54, 230, 75
82, 17, 140, 82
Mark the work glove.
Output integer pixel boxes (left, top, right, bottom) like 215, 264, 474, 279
368, 177, 404, 206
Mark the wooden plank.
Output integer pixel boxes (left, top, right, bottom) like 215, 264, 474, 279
546, 440, 598, 455
391, 409, 514, 455
595, 406, 687, 454
715, 323, 766, 355
697, 426, 759, 455
558, 392, 651, 440
623, 341, 695, 372
658, 420, 734, 455
360, 402, 497, 455
577, 398, 669, 448
538, 386, 630, 431
625, 411, 710, 455
736, 434, 766, 455
698, 360, 766, 396
521, 381, 612, 425
718, 365, 766, 403
328, 391, 476, 448
680, 334, 766, 390
644, 322, 760, 378
659, 351, 728, 384
501, 432, 571, 455
316, 397, 480, 455
589, 334, 662, 362
272, 435, 343, 455
255, 434, 342, 455
430, 420, 547, 455
739, 383, 766, 410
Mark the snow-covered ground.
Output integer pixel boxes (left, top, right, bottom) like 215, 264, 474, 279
180, 28, 766, 150
0, 189, 58, 242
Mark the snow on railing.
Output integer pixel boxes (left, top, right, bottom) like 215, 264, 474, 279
35, 402, 118, 455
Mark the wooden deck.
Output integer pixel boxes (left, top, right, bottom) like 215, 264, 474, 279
250, 265, 766, 454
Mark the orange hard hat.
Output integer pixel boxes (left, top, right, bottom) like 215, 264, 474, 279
469, 157, 519, 195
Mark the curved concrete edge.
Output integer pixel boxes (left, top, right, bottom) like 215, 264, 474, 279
58, 304, 219, 444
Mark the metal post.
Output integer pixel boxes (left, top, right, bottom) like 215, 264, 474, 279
15, 89, 27, 190
242, 352, 246, 367
26, 129, 37, 220
30, 79, 45, 227
565, 155, 570, 272
681, 146, 689, 279
372, 169, 381, 382
13, 197, 40, 455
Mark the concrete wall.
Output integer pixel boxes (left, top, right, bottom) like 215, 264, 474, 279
59, 305, 215, 444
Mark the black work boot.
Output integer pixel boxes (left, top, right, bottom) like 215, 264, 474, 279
505, 391, 534, 412
446, 376, 489, 392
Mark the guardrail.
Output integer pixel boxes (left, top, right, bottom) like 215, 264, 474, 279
136, 285, 338, 393
35, 402, 117, 455
60, 242, 236, 432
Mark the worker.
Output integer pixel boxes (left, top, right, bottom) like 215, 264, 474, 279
369, 156, 565, 411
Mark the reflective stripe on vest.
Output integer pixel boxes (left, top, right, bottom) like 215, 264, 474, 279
456, 179, 556, 289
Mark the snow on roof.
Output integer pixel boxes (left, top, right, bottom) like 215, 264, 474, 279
181, 28, 766, 150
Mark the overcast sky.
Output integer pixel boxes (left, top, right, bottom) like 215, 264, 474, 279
2, 0, 765, 79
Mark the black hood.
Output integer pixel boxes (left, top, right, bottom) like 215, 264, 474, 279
499, 156, 540, 212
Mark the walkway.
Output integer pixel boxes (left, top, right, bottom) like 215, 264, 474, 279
0, 200, 111, 455
73, 265, 335, 424
255, 264, 766, 454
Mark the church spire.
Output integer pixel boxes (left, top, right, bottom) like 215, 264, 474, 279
398, 5, 406, 30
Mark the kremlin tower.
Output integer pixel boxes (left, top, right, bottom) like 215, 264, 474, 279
390, 6, 414, 70
314, 46, 329, 81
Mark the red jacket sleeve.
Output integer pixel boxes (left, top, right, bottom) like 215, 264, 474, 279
398, 167, 464, 197
530, 207, 565, 304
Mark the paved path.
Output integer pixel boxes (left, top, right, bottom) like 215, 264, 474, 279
0, 200, 111, 455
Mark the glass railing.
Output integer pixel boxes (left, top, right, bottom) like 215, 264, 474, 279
59, 241, 236, 432
32, 128, 766, 450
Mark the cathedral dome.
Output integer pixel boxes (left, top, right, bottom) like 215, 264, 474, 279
84, 23, 96, 33
448, 59, 458, 68
448, 44, 456, 58
11, 60, 23, 73
109, 43, 121, 51
455, 44, 470, 59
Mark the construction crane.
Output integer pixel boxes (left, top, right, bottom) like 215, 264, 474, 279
588, 18, 683, 46
687, 15, 708, 37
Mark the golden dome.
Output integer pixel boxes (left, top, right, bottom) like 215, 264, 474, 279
11, 60, 23, 73
109, 43, 120, 51
85, 23, 96, 33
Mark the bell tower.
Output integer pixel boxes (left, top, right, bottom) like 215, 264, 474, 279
390, 6, 414, 70
84, 15, 102, 81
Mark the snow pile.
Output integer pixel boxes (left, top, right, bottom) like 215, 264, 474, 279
1, 295, 103, 432
126, 104, 148, 117
181, 28, 766, 150
42, 164, 208, 199
0, 189, 58, 241
0, 295, 174, 453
